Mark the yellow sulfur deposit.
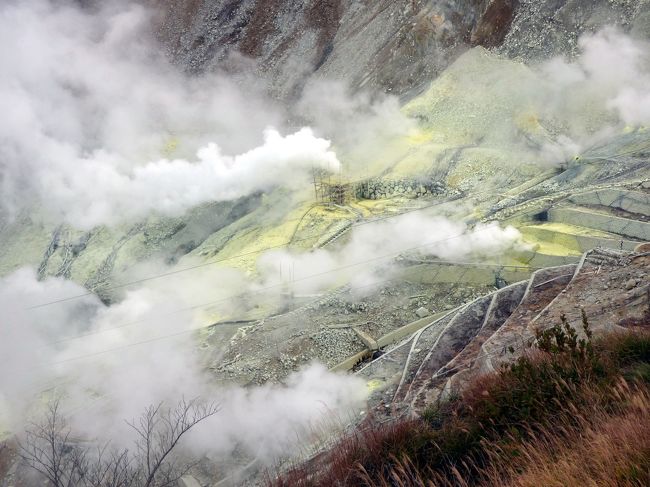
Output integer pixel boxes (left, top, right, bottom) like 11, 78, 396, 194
161, 137, 179, 157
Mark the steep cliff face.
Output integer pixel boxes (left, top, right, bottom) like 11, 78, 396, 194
150, 0, 517, 98
151, 0, 649, 99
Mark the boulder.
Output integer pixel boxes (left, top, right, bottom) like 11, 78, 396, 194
415, 307, 430, 318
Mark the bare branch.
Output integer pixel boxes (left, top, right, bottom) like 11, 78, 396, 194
21, 398, 219, 487
127, 398, 219, 487
18, 399, 86, 487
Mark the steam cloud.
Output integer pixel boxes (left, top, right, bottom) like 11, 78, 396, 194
42, 127, 340, 229
295, 80, 416, 176
0, 0, 340, 229
2, 0, 648, 478
259, 214, 527, 294
0, 268, 366, 461
536, 28, 650, 160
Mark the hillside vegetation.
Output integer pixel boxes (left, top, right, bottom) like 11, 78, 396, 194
270, 315, 650, 486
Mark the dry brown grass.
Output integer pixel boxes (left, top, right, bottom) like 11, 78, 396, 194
268, 328, 650, 487
355, 379, 650, 487
479, 381, 650, 487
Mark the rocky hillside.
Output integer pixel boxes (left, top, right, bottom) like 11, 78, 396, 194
152, 0, 650, 98
363, 246, 649, 416
0, 1, 649, 485
2, 0, 648, 305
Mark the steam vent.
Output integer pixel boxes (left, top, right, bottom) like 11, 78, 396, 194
0, 1, 648, 486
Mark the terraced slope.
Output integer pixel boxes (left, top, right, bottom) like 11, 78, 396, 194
347, 183, 650, 412
209, 178, 649, 388
517, 186, 650, 265
358, 247, 649, 417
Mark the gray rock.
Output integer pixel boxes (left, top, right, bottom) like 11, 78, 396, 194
625, 278, 638, 290
415, 307, 430, 318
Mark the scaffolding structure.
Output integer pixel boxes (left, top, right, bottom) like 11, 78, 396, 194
312, 168, 353, 205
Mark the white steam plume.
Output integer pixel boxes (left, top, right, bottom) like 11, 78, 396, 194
0, 0, 339, 229
535, 28, 650, 161
44, 127, 340, 229
258, 213, 527, 294
295, 80, 416, 176
0, 268, 366, 461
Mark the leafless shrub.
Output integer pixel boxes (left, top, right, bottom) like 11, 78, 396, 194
19, 398, 219, 487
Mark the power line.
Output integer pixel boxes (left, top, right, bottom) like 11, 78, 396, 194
50, 257, 536, 346
28, 139, 637, 316
25, 196, 470, 310
44, 231, 523, 348
24, 244, 536, 367
25, 164, 529, 311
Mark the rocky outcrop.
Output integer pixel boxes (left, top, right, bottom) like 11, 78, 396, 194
355, 178, 447, 200
359, 247, 649, 417
0, 195, 264, 302
151, 0, 650, 99
497, 0, 650, 61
